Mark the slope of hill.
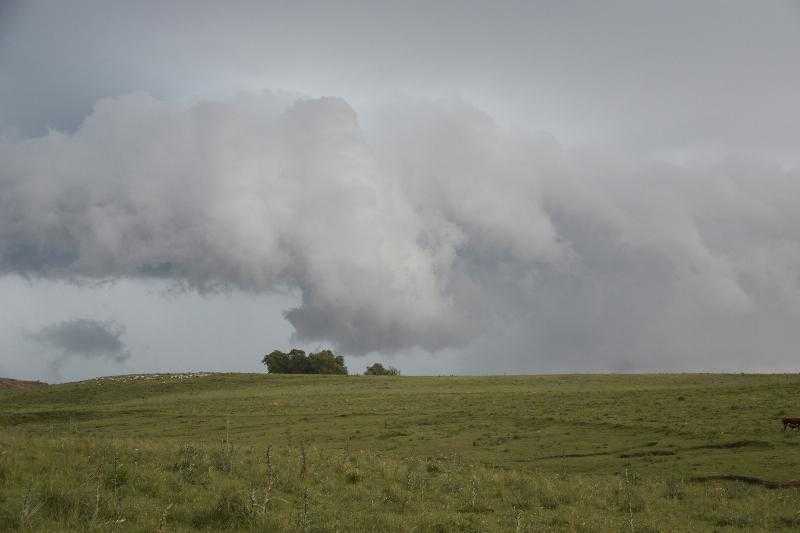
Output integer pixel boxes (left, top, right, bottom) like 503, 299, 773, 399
1, 373, 799, 531
0, 377, 48, 390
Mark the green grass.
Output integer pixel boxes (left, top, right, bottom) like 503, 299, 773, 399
1, 373, 800, 531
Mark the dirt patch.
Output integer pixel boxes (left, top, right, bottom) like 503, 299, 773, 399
689, 440, 772, 451
537, 450, 617, 460
0, 378, 48, 390
690, 475, 800, 489
536, 439, 772, 462
619, 450, 676, 458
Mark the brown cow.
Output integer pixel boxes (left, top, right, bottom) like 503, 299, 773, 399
782, 417, 800, 430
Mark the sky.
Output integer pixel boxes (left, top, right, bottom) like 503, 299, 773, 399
1, 1, 799, 381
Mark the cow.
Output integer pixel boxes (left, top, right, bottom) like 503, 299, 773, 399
782, 417, 800, 430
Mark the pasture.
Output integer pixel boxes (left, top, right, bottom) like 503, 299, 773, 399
1, 373, 799, 531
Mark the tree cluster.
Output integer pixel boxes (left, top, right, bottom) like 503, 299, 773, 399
364, 363, 400, 376
261, 349, 348, 374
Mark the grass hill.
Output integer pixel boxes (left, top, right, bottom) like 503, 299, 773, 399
0, 377, 48, 390
1, 373, 799, 531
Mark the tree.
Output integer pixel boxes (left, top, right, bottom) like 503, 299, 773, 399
262, 348, 347, 374
364, 363, 400, 376
262, 350, 291, 373
308, 350, 348, 374
288, 349, 312, 374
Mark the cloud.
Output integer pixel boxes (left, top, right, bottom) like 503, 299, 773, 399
2, 92, 800, 370
374, 100, 800, 370
28, 318, 130, 364
3, 0, 799, 160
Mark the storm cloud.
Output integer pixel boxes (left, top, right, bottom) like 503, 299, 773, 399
29, 318, 130, 364
2, 1, 800, 376
2, 92, 799, 370
3, 1, 799, 158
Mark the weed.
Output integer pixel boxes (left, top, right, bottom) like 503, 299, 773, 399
296, 486, 312, 531
663, 477, 685, 500
192, 483, 254, 529
612, 470, 645, 514
19, 484, 41, 529
172, 444, 204, 484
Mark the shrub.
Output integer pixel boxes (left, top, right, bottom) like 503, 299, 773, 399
364, 363, 400, 376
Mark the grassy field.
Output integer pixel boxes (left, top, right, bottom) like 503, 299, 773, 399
1, 373, 799, 531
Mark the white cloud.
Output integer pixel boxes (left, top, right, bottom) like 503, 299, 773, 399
1, 92, 799, 373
